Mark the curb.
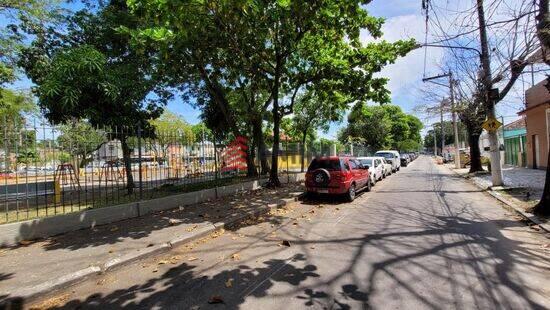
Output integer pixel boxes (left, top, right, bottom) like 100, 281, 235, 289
444, 165, 550, 233
3, 192, 303, 306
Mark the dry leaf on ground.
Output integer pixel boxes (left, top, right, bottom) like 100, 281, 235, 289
208, 296, 224, 304
110, 226, 119, 232
186, 225, 198, 232
225, 278, 234, 288
231, 253, 241, 261
188, 256, 198, 261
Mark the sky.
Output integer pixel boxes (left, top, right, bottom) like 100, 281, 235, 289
6, 0, 544, 140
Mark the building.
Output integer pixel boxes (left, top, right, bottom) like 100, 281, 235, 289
519, 79, 550, 170
503, 118, 527, 167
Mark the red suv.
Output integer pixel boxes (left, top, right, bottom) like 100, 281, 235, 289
305, 156, 371, 201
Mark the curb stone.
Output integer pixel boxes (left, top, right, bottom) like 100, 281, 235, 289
444, 165, 550, 234
2, 192, 304, 307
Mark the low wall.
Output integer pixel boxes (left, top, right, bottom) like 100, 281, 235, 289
0, 174, 304, 247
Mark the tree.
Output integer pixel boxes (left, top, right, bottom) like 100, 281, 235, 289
340, 104, 423, 151
286, 90, 346, 171
56, 120, 106, 169
20, 0, 169, 194
126, 0, 416, 186
149, 111, 194, 161
0, 0, 60, 86
532, 0, 550, 215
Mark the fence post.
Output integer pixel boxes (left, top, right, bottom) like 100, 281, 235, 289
137, 123, 143, 202
214, 138, 219, 199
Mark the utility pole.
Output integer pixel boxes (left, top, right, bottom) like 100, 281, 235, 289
433, 125, 437, 156
440, 99, 444, 157
476, 0, 503, 186
449, 72, 461, 169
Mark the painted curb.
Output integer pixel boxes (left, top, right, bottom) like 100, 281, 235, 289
444, 165, 550, 233
5, 192, 304, 306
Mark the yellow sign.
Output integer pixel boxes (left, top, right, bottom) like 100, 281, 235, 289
482, 117, 502, 132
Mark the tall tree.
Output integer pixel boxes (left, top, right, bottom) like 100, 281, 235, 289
532, 0, 550, 215
20, 0, 169, 194
127, 0, 415, 186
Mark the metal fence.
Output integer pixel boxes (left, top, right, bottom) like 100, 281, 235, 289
0, 117, 375, 224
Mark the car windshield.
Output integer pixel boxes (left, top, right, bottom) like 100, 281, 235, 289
359, 159, 373, 167
308, 158, 342, 171
375, 152, 393, 159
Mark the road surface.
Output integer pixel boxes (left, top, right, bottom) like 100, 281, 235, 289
30, 156, 550, 309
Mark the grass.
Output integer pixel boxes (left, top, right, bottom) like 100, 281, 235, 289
0, 174, 265, 224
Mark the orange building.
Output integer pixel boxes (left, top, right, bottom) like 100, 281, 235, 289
519, 79, 550, 170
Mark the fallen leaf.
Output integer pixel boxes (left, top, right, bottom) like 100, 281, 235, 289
19, 240, 32, 246
168, 218, 181, 226
280, 240, 291, 247
158, 260, 169, 265
335, 207, 340, 211
188, 256, 198, 261
292, 222, 298, 226
186, 225, 198, 232
208, 296, 224, 304
152, 268, 158, 273
231, 253, 240, 261
110, 226, 119, 232
225, 278, 234, 288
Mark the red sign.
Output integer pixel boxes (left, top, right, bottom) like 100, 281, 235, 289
221, 136, 248, 173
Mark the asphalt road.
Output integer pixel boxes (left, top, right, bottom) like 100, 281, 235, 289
30, 156, 550, 310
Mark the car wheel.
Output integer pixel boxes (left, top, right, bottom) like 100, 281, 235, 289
365, 179, 372, 192
346, 184, 356, 202
371, 175, 376, 186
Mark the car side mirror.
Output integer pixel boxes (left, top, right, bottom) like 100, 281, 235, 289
364, 165, 370, 169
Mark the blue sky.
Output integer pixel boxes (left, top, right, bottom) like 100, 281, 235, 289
6, 0, 541, 139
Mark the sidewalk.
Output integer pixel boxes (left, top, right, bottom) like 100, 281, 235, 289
0, 183, 304, 304
443, 162, 549, 232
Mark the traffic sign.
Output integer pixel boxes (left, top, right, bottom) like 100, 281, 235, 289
482, 117, 502, 132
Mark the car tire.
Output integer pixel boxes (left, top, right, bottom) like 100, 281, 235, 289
365, 179, 372, 192
346, 183, 356, 202
371, 175, 376, 186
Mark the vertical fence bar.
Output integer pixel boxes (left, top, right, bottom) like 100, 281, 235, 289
3, 115, 8, 222
137, 123, 143, 201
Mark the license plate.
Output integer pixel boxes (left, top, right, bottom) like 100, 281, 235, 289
316, 189, 329, 193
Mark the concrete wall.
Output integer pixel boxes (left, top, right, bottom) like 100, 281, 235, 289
525, 105, 549, 170
0, 174, 304, 247
524, 79, 550, 170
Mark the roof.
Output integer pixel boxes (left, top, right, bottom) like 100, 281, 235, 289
503, 118, 526, 130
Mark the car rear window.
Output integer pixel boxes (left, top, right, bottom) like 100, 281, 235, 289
359, 159, 373, 167
375, 152, 394, 159
308, 158, 342, 171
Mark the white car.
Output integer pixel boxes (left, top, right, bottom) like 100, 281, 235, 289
381, 158, 392, 177
357, 157, 385, 185
375, 150, 401, 172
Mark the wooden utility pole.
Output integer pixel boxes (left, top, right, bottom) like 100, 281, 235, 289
476, 0, 503, 186
449, 72, 461, 169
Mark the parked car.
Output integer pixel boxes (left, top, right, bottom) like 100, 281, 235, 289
374, 150, 401, 172
305, 156, 371, 202
357, 157, 385, 185
400, 154, 410, 167
381, 158, 393, 177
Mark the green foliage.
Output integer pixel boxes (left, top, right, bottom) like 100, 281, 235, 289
340, 103, 423, 151
56, 120, 106, 159
423, 120, 468, 150
0, 0, 61, 86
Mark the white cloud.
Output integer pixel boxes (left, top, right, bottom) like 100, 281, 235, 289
361, 14, 445, 106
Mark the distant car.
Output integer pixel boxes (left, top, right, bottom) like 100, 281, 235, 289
357, 157, 385, 185
400, 154, 410, 167
375, 150, 401, 172
305, 156, 371, 202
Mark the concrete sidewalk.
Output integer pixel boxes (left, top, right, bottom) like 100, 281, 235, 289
443, 163, 549, 233
0, 184, 304, 305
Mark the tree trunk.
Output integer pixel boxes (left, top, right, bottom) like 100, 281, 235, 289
120, 136, 134, 195
269, 61, 281, 187
252, 117, 269, 175
300, 131, 307, 172
533, 0, 550, 215
246, 141, 257, 177
468, 133, 484, 173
